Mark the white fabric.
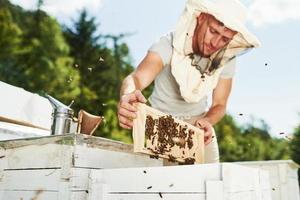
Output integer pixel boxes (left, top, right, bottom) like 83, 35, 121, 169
171, 0, 261, 103
148, 33, 236, 118
0, 81, 52, 129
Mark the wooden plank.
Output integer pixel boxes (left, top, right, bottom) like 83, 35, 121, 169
88, 182, 109, 200
0, 190, 58, 200
58, 181, 71, 200
0, 143, 70, 170
206, 180, 223, 200
222, 163, 259, 193
60, 145, 74, 181
287, 179, 300, 200
0, 190, 87, 200
0, 134, 162, 170
0, 143, 162, 170
102, 193, 206, 200
0, 168, 103, 192
0, 134, 134, 154
0, 134, 75, 149
236, 160, 300, 200
225, 191, 255, 200
89, 163, 221, 193
261, 190, 273, 200
0, 168, 94, 192
0, 169, 61, 191
259, 169, 272, 190
71, 168, 90, 191
74, 146, 162, 169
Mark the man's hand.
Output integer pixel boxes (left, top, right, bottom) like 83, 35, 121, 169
195, 118, 213, 145
118, 90, 147, 129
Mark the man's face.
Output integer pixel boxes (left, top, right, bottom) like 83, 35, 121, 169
192, 13, 237, 57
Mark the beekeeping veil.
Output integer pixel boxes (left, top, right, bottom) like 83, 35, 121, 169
171, 0, 261, 103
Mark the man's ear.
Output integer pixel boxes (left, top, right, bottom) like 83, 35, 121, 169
197, 13, 209, 24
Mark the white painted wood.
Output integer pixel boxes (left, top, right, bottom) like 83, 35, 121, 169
288, 179, 300, 200
88, 170, 109, 200
222, 163, 258, 193
0, 147, 4, 182
0, 134, 163, 170
90, 163, 221, 193
206, 180, 223, 200
0, 143, 67, 169
74, 146, 162, 169
0, 135, 282, 200
0, 190, 87, 200
236, 160, 300, 200
0, 163, 273, 200
60, 145, 74, 181
0, 169, 61, 191
226, 191, 254, 200
259, 169, 272, 190
101, 193, 206, 200
71, 168, 90, 191
88, 163, 272, 200
279, 164, 287, 183
0, 190, 58, 200
0, 143, 162, 170
58, 181, 71, 200
0, 168, 92, 192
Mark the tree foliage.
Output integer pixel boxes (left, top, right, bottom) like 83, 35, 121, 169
215, 115, 290, 162
291, 123, 300, 164
0, 0, 80, 102
63, 9, 134, 141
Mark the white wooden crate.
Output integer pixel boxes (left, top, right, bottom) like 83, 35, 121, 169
236, 160, 300, 200
0, 134, 163, 200
87, 163, 272, 200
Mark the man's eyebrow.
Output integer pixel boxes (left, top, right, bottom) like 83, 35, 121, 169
209, 23, 234, 39
217, 20, 224, 27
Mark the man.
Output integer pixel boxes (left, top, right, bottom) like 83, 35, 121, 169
117, 0, 260, 163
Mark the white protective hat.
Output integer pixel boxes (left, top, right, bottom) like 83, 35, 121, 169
171, 0, 261, 103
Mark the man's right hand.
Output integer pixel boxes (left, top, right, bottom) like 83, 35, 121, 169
118, 90, 147, 129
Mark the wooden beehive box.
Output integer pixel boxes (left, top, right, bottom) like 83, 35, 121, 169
133, 103, 205, 164
237, 160, 300, 200
88, 163, 272, 200
0, 134, 163, 200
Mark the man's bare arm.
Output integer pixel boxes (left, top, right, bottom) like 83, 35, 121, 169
120, 51, 164, 96
203, 78, 233, 125
195, 78, 232, 145
118, 51, 164, 129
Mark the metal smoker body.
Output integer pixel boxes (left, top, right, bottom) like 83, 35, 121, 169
46, 95, 77, 135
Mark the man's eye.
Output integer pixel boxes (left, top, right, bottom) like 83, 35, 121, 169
222, 37, 230, 43
210, 27, 217, 34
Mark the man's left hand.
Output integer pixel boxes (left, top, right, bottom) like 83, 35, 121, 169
195, 118, 213, 145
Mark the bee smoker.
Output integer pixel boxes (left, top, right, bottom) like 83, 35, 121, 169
46, 95, 78, 135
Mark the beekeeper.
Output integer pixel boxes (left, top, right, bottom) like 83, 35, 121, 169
117, 0, 260, 163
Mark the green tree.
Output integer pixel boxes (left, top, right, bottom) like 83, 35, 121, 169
63, 9, 134, 142
0, 1, 80, 103
215, 115, 290, 162
291, 125, 300, 164
0, 2, 22, 82
290, 121, 300, 186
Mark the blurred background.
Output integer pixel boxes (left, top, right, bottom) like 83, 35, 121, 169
0, 0, 299, 167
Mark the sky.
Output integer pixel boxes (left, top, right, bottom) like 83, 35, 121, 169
10, 0, 300, 137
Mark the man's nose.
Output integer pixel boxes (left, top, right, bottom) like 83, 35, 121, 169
211, 35, 222, 48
